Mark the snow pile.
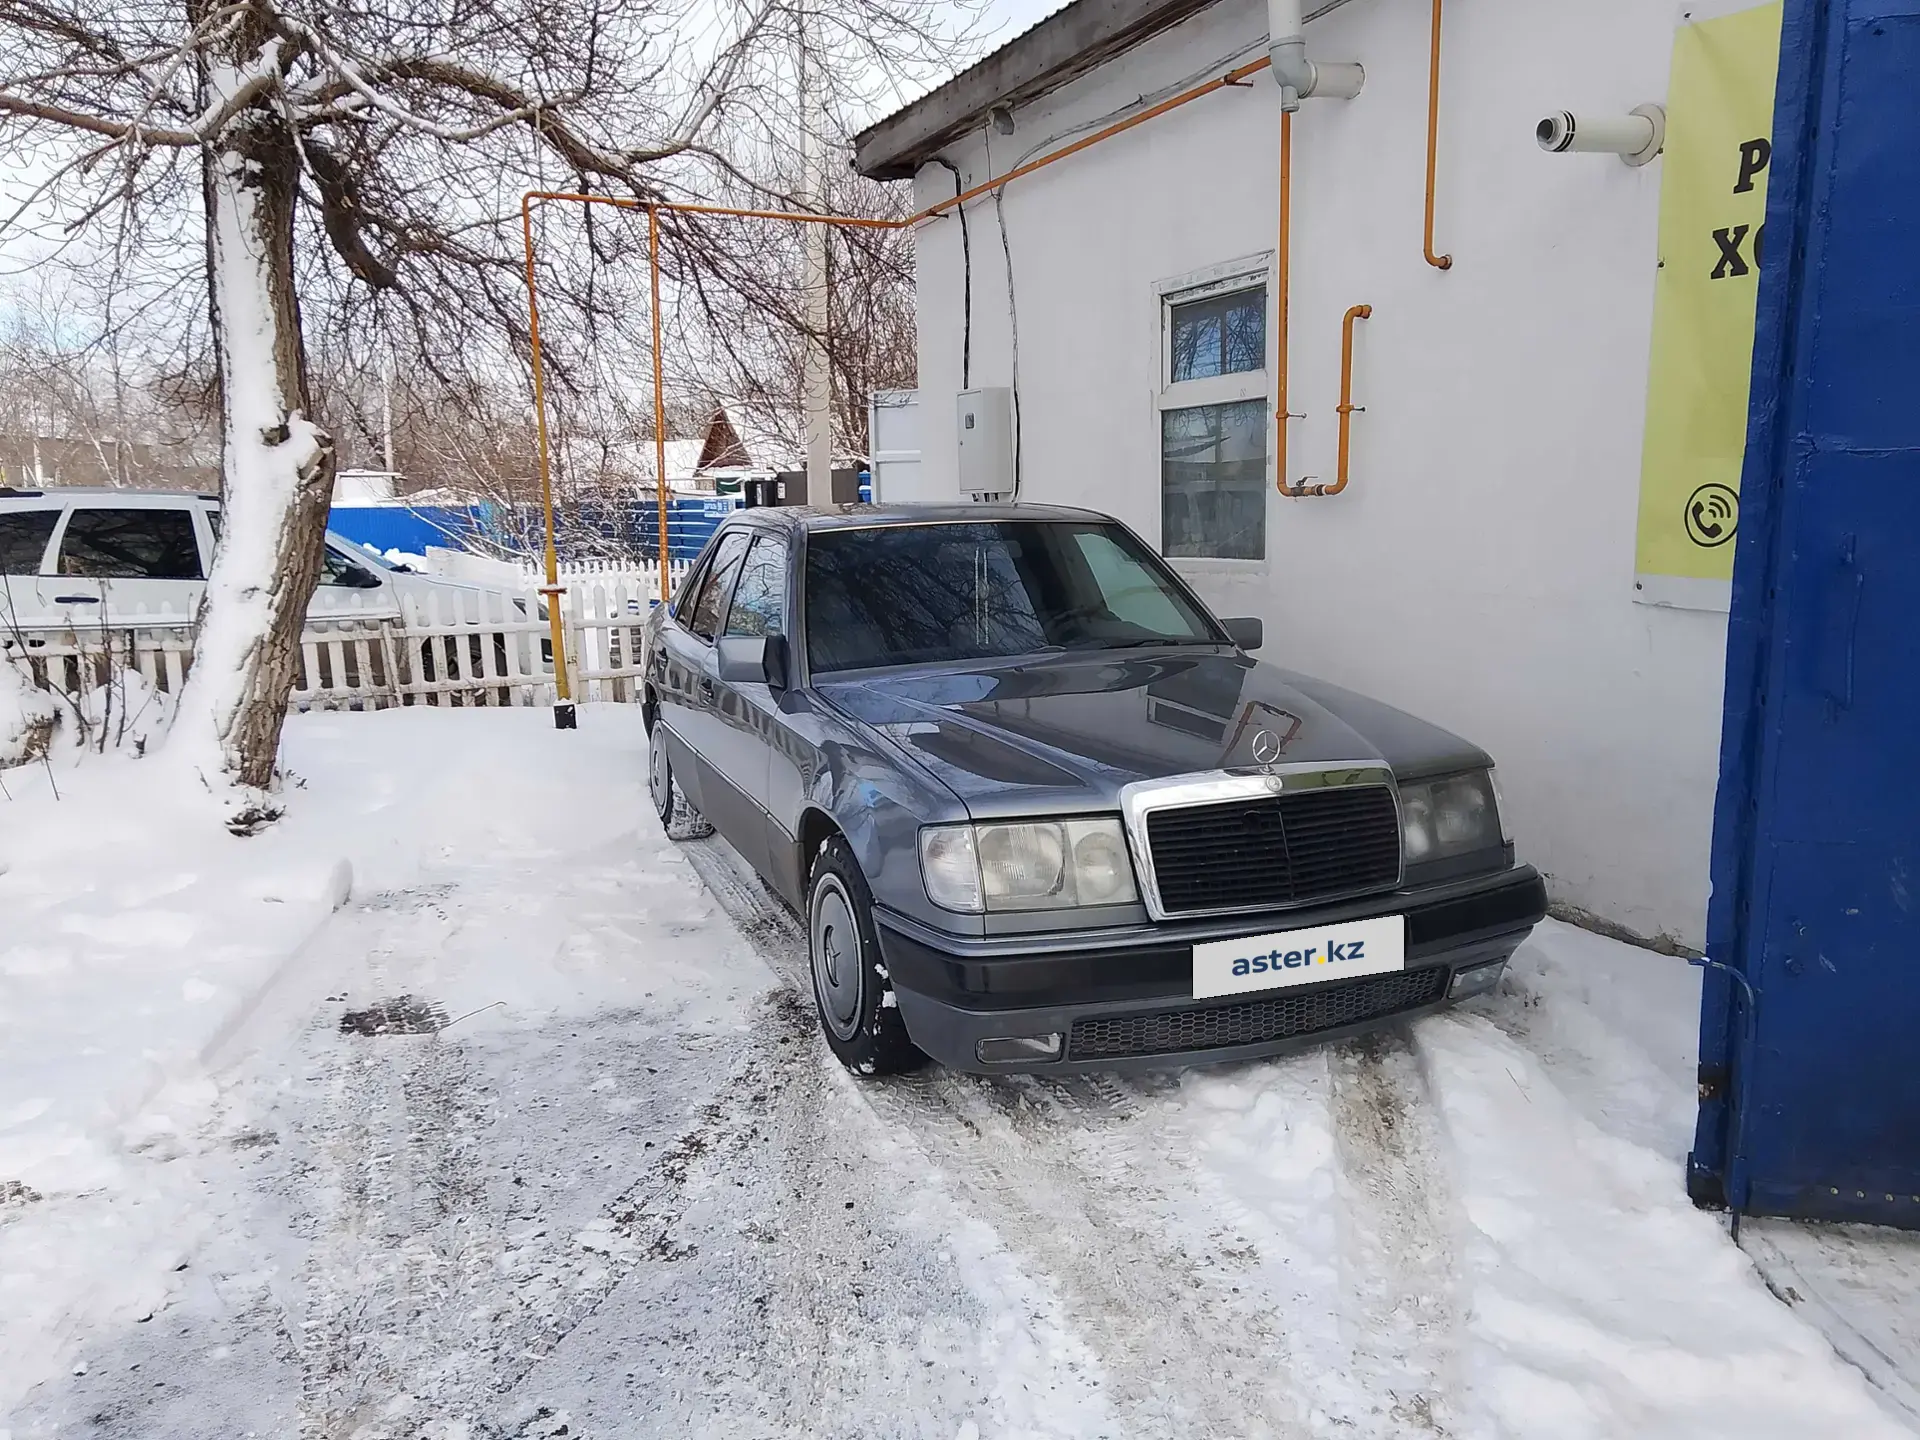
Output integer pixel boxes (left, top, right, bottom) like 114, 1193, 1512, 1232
1425, 927, 1907, 1438
422, 547, 528, 589
0, 706, 649, 1414
1159, 923, 1912, 1438
0, 661, 55, 768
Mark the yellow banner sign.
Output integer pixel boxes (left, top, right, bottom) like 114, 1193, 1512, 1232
1634, 0, 1783, 610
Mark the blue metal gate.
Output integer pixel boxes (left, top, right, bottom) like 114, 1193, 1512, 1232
1691, 0, 1920, 1227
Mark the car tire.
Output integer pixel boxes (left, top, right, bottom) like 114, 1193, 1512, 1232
649, 731, 714, 841
807, 836, 929, 1077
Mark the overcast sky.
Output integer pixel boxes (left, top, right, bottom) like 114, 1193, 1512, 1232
989, 0, 1073, 40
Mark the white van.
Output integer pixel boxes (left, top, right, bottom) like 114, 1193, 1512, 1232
0, 487, 531, 631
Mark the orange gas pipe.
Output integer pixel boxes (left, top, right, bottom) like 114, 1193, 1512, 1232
913, 55, 1273, 225
1424, 0, 1452, 270
519, 193, 572, 704
1325, 303, 1371, 496
649, 205, 669, 603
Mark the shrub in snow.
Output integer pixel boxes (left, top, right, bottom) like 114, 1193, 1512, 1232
67, 667, 174, 759
1, 662, 176, 769
0, 661, 57, 768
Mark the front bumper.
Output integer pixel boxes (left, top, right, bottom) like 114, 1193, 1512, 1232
875, 866, 1546, 1074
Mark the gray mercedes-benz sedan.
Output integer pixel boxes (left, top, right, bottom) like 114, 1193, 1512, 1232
641, 504, 1546, 1076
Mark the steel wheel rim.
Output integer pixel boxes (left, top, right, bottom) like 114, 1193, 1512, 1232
649, 739, 673, 822
811, 875, 864, 1042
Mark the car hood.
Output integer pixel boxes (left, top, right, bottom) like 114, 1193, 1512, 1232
814, 649, 1490, 817
385, 572, 515, 600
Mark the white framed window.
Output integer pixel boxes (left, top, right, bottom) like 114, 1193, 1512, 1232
1155, 258, 1271, 562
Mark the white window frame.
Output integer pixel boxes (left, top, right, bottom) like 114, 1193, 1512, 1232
1153, 253, 1275, 569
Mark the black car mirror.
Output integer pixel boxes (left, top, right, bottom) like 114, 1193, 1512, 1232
339, 562, 382, 589
764, 632, 791, 693
1222, 616, 1264, 651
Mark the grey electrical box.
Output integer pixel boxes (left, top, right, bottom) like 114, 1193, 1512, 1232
956, 387, 1014, 499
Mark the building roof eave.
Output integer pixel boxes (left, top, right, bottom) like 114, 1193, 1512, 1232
852, 0, 1222, 181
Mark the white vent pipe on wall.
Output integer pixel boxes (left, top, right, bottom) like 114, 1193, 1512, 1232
1268, 0, 1365, 110
1536, 104, 1667, 166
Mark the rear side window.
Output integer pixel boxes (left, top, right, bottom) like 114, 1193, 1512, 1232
57, 508, 203, 580
0, 510, 59, 574
685, 530, 750, 641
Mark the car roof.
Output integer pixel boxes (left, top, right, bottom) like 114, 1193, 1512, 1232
724, 501, 1114, 534
0, 487, 220, 505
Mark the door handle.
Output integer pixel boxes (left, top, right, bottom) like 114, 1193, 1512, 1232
53, 595, 100, 604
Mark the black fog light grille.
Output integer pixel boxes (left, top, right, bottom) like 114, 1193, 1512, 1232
1066, 967, 1445, 1061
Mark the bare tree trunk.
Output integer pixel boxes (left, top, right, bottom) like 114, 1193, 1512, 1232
167, 78, 334, 810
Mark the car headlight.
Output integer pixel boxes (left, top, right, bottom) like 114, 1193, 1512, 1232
1398, 769, 1505, 866
918, 817, 1139, 913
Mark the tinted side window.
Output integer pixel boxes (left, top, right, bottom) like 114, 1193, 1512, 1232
670, 553, 709, 617
58, 508, 203, 579
686, 530, 750, 641
0, 510, 59, 574
724, 537, 787, 637
319, 545, 379, 587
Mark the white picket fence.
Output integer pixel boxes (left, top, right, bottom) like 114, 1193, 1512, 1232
529, 557, 693, 600
3, 565, 692, 713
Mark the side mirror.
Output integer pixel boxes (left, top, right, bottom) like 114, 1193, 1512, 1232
340, 562, 382, 590
717, 633, 791, 692
1222, 616, 1264, 651
764, 632, 791, 692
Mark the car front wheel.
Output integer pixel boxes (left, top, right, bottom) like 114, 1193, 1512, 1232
648, 732, 713, 841
807, 837, 928, 1077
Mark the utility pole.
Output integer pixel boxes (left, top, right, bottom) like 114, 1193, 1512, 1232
381, 348, 396, 479
799, 17, 832, 501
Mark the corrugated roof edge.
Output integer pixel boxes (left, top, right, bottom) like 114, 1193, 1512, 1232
852, 0, 1221, 181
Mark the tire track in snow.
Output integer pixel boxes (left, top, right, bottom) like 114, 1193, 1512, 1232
684, 834, 1309, 1438
19, 828, 1091, 1440
1130, 1032, 1468, 1439
726, 990, 1104, 1439
288, 895, 511, 1436
890, 1071, 1308, 1437
286, 878, 812, 1437
1326, 1032, 1464, 1436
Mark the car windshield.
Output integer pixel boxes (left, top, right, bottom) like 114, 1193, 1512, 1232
327, 533, 400, 570
804, 520, 1221, 674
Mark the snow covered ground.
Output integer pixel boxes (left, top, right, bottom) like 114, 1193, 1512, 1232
1, 706, 1915, 1438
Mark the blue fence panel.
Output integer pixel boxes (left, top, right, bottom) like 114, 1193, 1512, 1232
328, 505, 493, 556
328, 495, 741, 564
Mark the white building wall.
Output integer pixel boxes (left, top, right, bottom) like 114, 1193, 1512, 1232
909, 0, 1726, 945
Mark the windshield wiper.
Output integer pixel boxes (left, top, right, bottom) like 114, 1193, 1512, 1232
1065, 636, 1198, 651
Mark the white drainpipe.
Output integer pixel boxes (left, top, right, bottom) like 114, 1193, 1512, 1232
1268, 0, 1365, 111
